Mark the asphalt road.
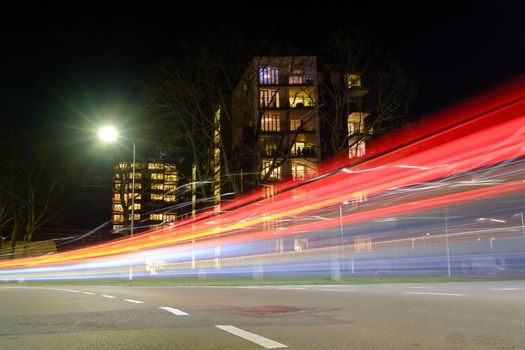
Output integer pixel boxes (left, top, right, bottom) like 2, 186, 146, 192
1, 281, 524, 349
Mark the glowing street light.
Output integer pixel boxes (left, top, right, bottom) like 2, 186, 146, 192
98, 126, 118, 142
98, 126, 136, 281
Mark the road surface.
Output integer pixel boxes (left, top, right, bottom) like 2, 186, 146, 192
1, 281, 524, 349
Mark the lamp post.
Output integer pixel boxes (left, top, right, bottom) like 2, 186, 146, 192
98, 126, 136, 281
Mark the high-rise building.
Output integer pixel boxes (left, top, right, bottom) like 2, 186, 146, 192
232, 56, 321, 187
111, 161, 178, 233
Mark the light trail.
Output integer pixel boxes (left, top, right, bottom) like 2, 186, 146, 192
2, 77, 525, 279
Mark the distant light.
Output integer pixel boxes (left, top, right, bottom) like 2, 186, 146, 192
490, 219, 506, 223
98, 126, 118, 142
476, 217, 506, 223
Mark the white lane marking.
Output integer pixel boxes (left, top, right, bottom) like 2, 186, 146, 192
1, 287, 84, 293
277, 287, 306, 290
158, 306, 189, 316
321, 288, 358, 292
405, 292, 463, 296
101, 295, 116, 298
491, 288, 520, 291
237, 286, 261, 289
45, 288, 82, 293
215, 325, 287, 349
124, 299, 144, 304
50, 288, 82, 293
81, 291, 94, 295
405, 286, 430, 289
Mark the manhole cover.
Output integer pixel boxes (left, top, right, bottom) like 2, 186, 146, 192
228, 305, 301, 316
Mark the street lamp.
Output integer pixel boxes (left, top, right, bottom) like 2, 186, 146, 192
98, 126, 136, 281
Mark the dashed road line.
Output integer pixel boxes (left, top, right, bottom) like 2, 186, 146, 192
491, 288, 520, 291
277, 287, 306, 290
124, 299, 144, 304
101, 294, 116, 298
405, 292, 463, 296
215, 325, 287, 349
158, 306, 189, 316
81, 291, 94, 295
321, 288, 358, 292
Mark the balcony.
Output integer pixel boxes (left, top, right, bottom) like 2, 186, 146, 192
288, 74, 314, 85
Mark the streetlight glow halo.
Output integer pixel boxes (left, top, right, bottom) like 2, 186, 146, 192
98, 126, 119, 142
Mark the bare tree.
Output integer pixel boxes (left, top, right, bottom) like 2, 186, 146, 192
140, 33, 275, 203
0, 132, 72, 258
139, 26, 416, 208
319, 25, 417, 157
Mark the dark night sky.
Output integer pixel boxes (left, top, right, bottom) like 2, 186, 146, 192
2, 2, 524, 125
1, 2, 524, 231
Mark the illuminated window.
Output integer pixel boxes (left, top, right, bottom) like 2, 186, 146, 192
346, 74, 361, 89
292, 142, 315, 157
349, 142, 366, 159
118, 162, 128, 169
129, 172, 142, 179
150, 213, 163, 221
151, 193, 163, 200
148, 163, 164, 170
288, 87, 315, 108
164, 214, 177, 222
132, 214, 141, 220
129, 193, 141, 200
261, 113, 281, 131
290, 119, 301, 131
292, 142, 305, 156
260, 89, 280, 108
347, 119, 364, 135
113, 193, 121, 201
164, 195, 177, 202
292, 164, 306, 180
112, 214, 124, 223
132, 203, 141, 210
263, 185, 275, 200
133, 182, 141, 189
290, 109, 316, 131
288, 66, 314, 84
289, 95, 314, 108
151, 183, 164, 190
164, 184, 177, 192
112, 204, 123, 212
262, 138, 279, 157
165, 174, 178, 182
261, 160, 281, 180
151, 172, 164, 180
259, 65, 279, 84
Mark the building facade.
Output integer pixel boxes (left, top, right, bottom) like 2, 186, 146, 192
232, 56, 321, 186
111, 161, 178, 233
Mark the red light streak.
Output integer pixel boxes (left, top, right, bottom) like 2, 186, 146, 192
2, 77, 525, 273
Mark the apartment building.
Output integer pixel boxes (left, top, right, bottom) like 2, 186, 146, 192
232, 56, 321, 186
111, 161, 178, 233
